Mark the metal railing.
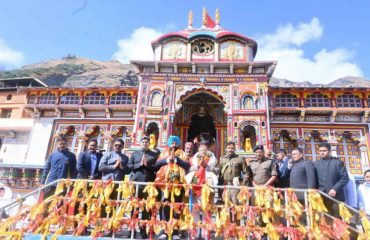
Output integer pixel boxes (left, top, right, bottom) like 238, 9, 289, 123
0, 179, 367, 240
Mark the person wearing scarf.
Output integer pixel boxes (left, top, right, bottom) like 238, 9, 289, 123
155, 136, 190, 240
185, 141, 218, 239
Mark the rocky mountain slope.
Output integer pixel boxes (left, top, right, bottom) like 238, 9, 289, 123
0, 56, 138, 87
1, 56, 369, 88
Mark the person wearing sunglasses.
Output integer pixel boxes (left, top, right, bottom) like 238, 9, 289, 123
98, 139, 129, 181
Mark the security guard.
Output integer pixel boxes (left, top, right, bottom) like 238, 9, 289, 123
219, 142, 246, 204
245, 145, 278, 187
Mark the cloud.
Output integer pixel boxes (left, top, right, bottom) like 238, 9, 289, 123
112, 27, 163, 63
255, 18, 363, 83
0, 38, 24, 68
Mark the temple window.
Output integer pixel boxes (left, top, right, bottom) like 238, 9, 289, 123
305, 93, 331, 107
274, 93, 299, 107
60, 92, 80, 105
241, 94, 255, 109
110, 92, 132, 105
150, 91, 163, 107
191, 39, 214, 55
336, 94, 362, 108
83, 92, 105, 105
38, 92, 56, 104
28, 94, 38, 104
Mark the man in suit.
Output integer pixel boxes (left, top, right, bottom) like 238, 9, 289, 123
128, 135, 159, 239
289, 148, 317, 200
314, 142, 349, 216
99, 139, 129, 181
77, 139, 103, 179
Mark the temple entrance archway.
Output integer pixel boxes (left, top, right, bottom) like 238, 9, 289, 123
174, 89, 227, 157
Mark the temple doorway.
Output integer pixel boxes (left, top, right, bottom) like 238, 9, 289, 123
174, 90, 227, 157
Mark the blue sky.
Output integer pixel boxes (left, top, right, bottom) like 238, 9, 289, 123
0, 0, 369, 83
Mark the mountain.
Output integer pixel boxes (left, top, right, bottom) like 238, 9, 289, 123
269, 76, 370, 88
0, 56, 139, 87
1, 57, 369, 88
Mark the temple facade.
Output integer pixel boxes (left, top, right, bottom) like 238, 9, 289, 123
0, 9, 369, 191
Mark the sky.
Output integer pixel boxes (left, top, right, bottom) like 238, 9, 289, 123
0, 0, 369, 84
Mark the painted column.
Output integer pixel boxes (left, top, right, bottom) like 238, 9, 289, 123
76, 138, 85, 156
359, 137, 369, 171
328, 131, 339, 157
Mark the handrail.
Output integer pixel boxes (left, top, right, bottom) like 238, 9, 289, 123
0, 178, 363, 216
0, 178, 367, 239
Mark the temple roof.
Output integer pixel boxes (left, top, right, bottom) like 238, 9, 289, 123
151, 29, 258, 58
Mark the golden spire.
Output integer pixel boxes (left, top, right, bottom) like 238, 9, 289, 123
215, 8, 220, 25
202, 6, 207, 26
188, 10, 193, 27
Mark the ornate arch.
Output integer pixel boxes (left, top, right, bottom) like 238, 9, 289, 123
175, 86, 229, 111
239, 120, 259, 130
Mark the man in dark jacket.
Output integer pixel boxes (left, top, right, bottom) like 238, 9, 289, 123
98, 139, 129, 181
128, 135, 159, 239
289, 148, 317, 200
77, 139, 103, 179
42, 136, 77, 198
314, 142, 349, 217
314, 142, 349, 201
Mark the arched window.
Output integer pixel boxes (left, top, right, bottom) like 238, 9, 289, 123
241, 94, 254, 109
274, 93, 299, 107
305, 93, 331, 107
110, 92, 132, 105
83, 92, 105, 105
150, 91, 162, 107
60, 92, 80, 105
39, 92, 56, 104
337, 94, 362, 108
28, 94, 38, 104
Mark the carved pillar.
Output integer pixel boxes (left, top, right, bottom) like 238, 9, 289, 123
359, 137, 369, 171
328, 131, 339, 157
104, 139, 112, 152
76, 138, 86, 156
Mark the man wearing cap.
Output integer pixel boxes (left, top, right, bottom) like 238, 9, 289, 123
155, 136, 190, 240
245, 145, 278, 187
128, 135, 159, 239
155, 136, 191, 171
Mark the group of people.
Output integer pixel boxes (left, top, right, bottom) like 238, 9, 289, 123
41, 135, 370, 238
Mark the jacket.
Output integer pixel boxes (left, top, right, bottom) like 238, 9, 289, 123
128, 149, 159, 182
314, 157, 349, 201
289, 158, 317, 189
77, 151, 103, 179
42, 149, 77, 184
98, 151, 129, 181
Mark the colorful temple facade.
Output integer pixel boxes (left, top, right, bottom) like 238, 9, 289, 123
0, 9, 370, 192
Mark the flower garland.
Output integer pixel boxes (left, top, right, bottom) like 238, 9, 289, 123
0, 179, 368, 240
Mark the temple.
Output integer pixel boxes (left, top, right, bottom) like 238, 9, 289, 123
0, 9, 369, 193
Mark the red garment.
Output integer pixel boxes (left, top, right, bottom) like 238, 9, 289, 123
193, 157, 209, 196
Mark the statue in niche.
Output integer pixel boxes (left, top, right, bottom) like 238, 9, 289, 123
149, 133, 160, 154
149, 133, 157, 149
245, 138, 252, 152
